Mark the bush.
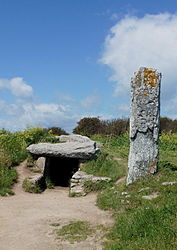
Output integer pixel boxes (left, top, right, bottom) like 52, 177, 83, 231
73, 116, 177, 137
0, 150, 17, 196
46, 126, 68, 136
73, 117, 102, 136
160, 117, 177, 134
19, 127, 50, 146
0, 132, 27, 165
73, 117, 129, 137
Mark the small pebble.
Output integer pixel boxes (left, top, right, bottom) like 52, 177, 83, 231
162, 181, 176, 186
121, 199, 130, 204
121, 192, 128, 195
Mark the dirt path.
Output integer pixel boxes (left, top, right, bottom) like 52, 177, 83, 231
0, 161, 114, 250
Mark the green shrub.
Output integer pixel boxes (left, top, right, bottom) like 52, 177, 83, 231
0, 132, 27, 165
26, 154, 35, 168
46, 126, 68, 136
0, 150, 17, 196
46, 177, 54, 189
73, 117, 129, 137
22, 178, 42, 193
19, 127, 50, 146
159, 133, 177, 151
73, 117, 102, 136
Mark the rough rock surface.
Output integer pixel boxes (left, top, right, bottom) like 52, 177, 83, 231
58, 134, 92, 143
142, 192, 159, 200
162, 181, 176, 186
24, 173, 44, 190
70, 171, 111, 196
27, 141, 98, 160
127, 67, 161, 185
34, 157, 46, 172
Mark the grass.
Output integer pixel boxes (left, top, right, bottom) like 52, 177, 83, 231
54, 220, 109, 244
82, 134, 129, 182
0, 165, 17, 196
92, 133, 177, 250
80, 133, 177, 249
55, 221, 95, 243
50, 223, 60, 227
0, 128, 176, 248
84, 180, 112, 193
80, 134, 128, 192
22, 178, 43, 193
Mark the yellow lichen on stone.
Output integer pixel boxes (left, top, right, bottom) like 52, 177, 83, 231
143, 90, 148, 96
149, 162, 157, 174
136, 71, 142, 86
144, 68, 158, 87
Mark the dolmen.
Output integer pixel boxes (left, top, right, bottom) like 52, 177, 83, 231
26, 134, 110, 196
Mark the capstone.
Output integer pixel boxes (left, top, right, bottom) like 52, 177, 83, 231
27, 141, 98, 160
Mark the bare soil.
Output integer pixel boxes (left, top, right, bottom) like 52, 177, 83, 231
0, 161, 114, 250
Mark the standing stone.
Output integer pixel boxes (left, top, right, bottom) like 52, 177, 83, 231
127, 67, 161, 185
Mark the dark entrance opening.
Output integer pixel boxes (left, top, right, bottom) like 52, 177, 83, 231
44, 157, 80, 187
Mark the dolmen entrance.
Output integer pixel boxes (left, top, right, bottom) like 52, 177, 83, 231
27, 135, 111, 196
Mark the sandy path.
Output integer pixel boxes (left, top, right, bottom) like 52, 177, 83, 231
0, 161, 113, 250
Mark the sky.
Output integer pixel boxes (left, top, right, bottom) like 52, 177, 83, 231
0, 0, 177, 132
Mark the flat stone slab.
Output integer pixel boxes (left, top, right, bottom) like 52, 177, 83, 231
27, 141, 98, 160
58, 134, 92, 143
142, 192, 159, 200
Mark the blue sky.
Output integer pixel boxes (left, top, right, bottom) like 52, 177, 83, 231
0, 0, 177, 132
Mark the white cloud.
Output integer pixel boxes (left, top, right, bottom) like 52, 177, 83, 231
80, 94, 100, 110
0, 77, 33, 98
0, 100, 79, 132
58, 93, 76, 103
0, 77, 117, 132
100, 13, 177, 118
0, 100, 21, 116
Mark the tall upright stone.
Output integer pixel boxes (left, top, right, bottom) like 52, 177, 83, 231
127, 67, 161, 185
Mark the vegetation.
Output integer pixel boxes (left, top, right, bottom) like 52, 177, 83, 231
97, 168, 177, 250
0, 129, 27, 196
45, 126, 68, 136
82, 132, 177, 250
46, 177, 54, 189
0, 121, 176, 248
56, 221, 94, 243
73, 116, 177, 137
0, 149, 17, 196
160, 117, 177, 133
53, 220, 108, 244
0, 127, 59, 196
81, 133, 129, 183
73, 117, 129, 137
22, 178, 43, 193
84, 180, 112, 193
